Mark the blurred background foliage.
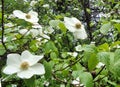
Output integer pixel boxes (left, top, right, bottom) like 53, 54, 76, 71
0, 0, 120, 87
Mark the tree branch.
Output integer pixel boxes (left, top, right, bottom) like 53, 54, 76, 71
80, 0, 93, 41
1, 0, 8, 51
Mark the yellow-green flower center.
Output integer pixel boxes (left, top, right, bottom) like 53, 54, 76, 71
75, 22, 81, 29
20, 61, 29, 70
26, 14, 31, 19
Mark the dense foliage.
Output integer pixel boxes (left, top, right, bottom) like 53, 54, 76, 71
0, 0, 120, 87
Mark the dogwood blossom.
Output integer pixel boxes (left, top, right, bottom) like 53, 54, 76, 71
13, 10, 39, 24
67, 52, 78, 57
32, 23, 42, 29
30, 0, 37, 6
64, 17, 87, 39
71, 77, 84, 87
3, 50, 45, 79
96, 62, 105, 68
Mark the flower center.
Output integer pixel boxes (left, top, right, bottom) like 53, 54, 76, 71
20, 61, 29, 70
75, 22, 81, 29
26, 14, 31, 19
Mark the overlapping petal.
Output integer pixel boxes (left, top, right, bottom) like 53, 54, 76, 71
21, 50, 43, 66
13, 10, 26, 19
30, 63, 45, 75
7, 54, 21, 66
3, 65, 20, 74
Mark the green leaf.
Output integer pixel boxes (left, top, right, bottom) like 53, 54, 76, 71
29, 40, 38, 51
97, 52, 110, 69
44, 61, 54, 79
113, 61, 120, 77
24, 77, 35, 87
50, 52, 58, 59
49, 20, 61, 27
111, 19, 120, 23
114, 49, 120, 62
98, 43, 109, 51
0, 44, 6, 55
72, 71, 93, 87
114, 24, 120, 32
88, 53, 98, 71
58, 22, 67, 33
100, 22, 111, 35
44, 41, 58, 54
79, 72, 93, 87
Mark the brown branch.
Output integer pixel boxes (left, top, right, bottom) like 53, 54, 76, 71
94, 65, 106, 79
1, 0, 8, 51
54, 56, 83, 73
80, 0, 93, 41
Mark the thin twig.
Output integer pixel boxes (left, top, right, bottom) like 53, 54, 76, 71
80, 0, 93, 41
54, 56, 83, 73
1, 0, 8, 51
94, 65, 106, 79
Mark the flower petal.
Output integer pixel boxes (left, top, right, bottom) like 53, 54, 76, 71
29, 29, 39, 37
7, 54, 21, 66
64, 22, 76, 32
64, 17, 76, 32
3, 65, 20, 74
17, 70, 33, 79
13, 10, 26, 19
64, 17, 75, 26
29, 63, 45, 75
73, 26, 87, 39
21, 50, 44, 66
71, 17, 81, 24
25, 10, 39, 23
29, 10, 38, 17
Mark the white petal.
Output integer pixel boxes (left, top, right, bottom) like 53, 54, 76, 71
71, 17, 81, 24
17, 70, 33, 79
7, 54, 21, 66
64, 17, 75, 26
64, 22, 76, 32
19, 29, 29, 35
13, 10, 26, 19
21, 50, 44, 66
96, 62, 105, 68
75, 45, 83, 51
73, 27, 87, 39
25, 10, 39, 23
30, 29, 39, 37
3, 65, 20, 74
29, 10, 38, 17
25, 17, 39, 23
32, 23, 42, 29
29, 63, 45, 75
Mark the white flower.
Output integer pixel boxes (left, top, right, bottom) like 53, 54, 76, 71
96, 62, 105, 68
71, 77, 84, 87
3, 50, 45, 79
32, 23, 42, 29
30, 0, 37, 6
44, 26, 54, 34
64, 17, 87, 39
19, 29, 29, 35
75, 45, 83, 52
71, 77, 80, 85
13, 10, 39, 24
8, 14, 16, 18
29, 29, 39, 37
67, 52, 78, 57
43, 4, 49, 8
0, 78, 1, 87
5, 23, 14, 28
11, 84, 17, 87
39, 29, 50, 39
